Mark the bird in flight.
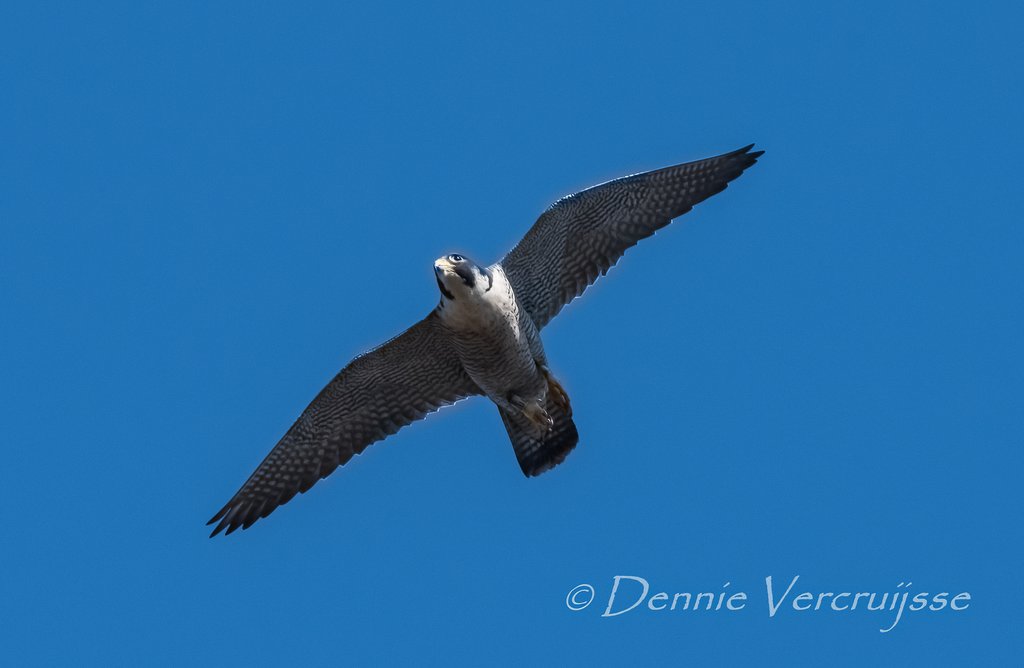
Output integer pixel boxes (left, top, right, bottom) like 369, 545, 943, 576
208, 144, 763, 536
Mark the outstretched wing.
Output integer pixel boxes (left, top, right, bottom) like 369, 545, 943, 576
501, 144, 763, 329
208, 311, 479, 536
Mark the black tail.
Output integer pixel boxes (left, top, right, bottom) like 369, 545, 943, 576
499, 397, 578, 477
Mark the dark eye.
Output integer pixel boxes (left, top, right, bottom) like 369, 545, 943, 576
449, 254, 464, 262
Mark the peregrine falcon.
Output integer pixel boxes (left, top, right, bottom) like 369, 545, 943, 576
208, 144, 763, 536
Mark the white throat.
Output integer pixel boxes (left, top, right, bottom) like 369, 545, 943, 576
438, 264, 513, 330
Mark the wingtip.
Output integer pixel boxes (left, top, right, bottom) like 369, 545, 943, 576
731, 144, 764, 169
208, 514, 227, 537
207, 499, 267, 537
736, 143, 764, 158
207, 504, 228, 526
206, 503, 237, 537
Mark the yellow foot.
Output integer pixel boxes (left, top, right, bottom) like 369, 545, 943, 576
541, 366, 572, 418
524, 402, 554, 432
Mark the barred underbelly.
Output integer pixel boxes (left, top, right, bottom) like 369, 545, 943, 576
450, 326, 543, 400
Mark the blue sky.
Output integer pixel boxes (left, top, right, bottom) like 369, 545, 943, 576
2, 1, 1021, 664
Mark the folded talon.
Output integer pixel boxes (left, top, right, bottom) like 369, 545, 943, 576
523, 402, 554, 432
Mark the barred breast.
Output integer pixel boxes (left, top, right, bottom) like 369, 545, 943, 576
439, 266, 546, 403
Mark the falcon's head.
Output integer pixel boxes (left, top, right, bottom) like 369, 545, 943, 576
434, 254, 492, 301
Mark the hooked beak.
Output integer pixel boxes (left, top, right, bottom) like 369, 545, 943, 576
434, 260, 457, 300
434, 258, 455, 275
